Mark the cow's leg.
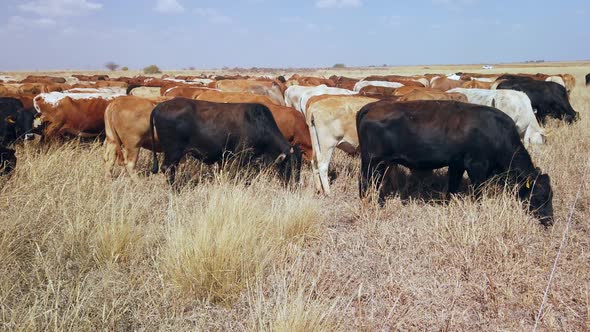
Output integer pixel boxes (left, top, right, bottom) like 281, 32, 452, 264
465, 155, 490, 199
359, 153, 372, 199
360, 155, 388, 205
447, 163, 465, 200
103, 139, 118, 178
161, 150, 184, 187
309, 117, 338, 194
122, 147, 140, 181
308, 118, 324, 193
317, 140, 337, 195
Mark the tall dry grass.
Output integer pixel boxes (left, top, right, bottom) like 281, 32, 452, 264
0, 65, 589, 330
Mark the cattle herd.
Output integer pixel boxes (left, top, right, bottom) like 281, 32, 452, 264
0, 70, 586, 226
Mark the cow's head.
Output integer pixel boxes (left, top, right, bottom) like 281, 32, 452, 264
519, 169, 554, 226
275, 145, 302, 186
8, 108, 40, 141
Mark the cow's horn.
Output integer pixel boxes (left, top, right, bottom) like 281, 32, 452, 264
274, 153, 287, 164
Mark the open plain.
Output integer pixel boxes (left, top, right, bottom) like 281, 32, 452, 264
1, 62, 589, 330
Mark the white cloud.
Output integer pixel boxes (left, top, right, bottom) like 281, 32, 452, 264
194, 8, 232, 24
154, 0, 184, 13
316, 0, 362, 8
18, 0, 102, 17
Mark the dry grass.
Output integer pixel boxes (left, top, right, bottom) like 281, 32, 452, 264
0, 64, 589, 330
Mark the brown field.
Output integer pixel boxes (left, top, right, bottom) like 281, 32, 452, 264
1, 63, 589, 330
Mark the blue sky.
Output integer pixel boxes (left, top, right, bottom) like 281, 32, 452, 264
0, 0, 588, 70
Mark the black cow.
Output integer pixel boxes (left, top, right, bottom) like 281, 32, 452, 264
357, 100, 554, 225
0, 146, 16, 175
0, 98, 37, 145
586, 73, 590, 86
497, 79, 579, 124
150, 98, 302, 186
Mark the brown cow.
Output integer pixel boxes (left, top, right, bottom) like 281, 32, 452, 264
329, 76, 360, 90
163, 86, 216, 99
461, 80, 494, 89
286, 76, 336, 87
104, 95, 172, 178
215, 79, 286, 105
430, 77, 467, 91
397, 89, 468, 102
72, 74, 110, 81
34, 90, 125, 138
196, 90, 312, 161
363, 75, 425, 87
21, 75, 67, 84
358, 85, 399, 98
457, 73, 500, 81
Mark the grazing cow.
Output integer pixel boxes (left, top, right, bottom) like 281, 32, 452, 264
328, 76, 360, 90
285, 85, 357, 115
195, 90, 313, 161
496, 79, 579, 123
215, 79, 286, 106
497, 73, 575, 95
0, 83, 66, 95
150, 98, 302, 186
586, 73, 590, 86
300, 86, 357, 115
359, 86, 399, 98
104, 96, 171, 178
163, 77, 213, 86
448, 88, 545, 145
163, 86, 215, 98
362, 75, 427, 87
457, 72, 500, 81
73, 74, 109, 81
286, 76, 336, 87
306, 95, 379, 194
462, 80, 494, 89
0, 146, 16, 175
357, 100, 554, 225
284, 85, 318, 112
430, 77, 467, 91
397, 89, 468, 102
353, 81, 404, 92
34, 90, 125, 138
21, 75, 66, 84
128, 87, 162, 98
0, 97, 38, 145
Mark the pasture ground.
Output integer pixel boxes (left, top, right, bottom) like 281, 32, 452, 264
1, 62, 589, 330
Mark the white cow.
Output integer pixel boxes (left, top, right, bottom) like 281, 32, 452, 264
284, 85, 323, 112
448, 88, 545, 145
353, 80, 404, 92
446, 74, 462, 81
289, 85, 357, 115
307, 95, 379, 194
545, 76, 565, 88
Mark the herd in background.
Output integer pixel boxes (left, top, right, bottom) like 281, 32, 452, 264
0, 70, 585, 225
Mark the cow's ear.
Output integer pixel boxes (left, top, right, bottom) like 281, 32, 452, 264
5, 115, 16, 124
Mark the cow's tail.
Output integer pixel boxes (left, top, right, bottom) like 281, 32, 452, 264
150, 108, 159, 174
